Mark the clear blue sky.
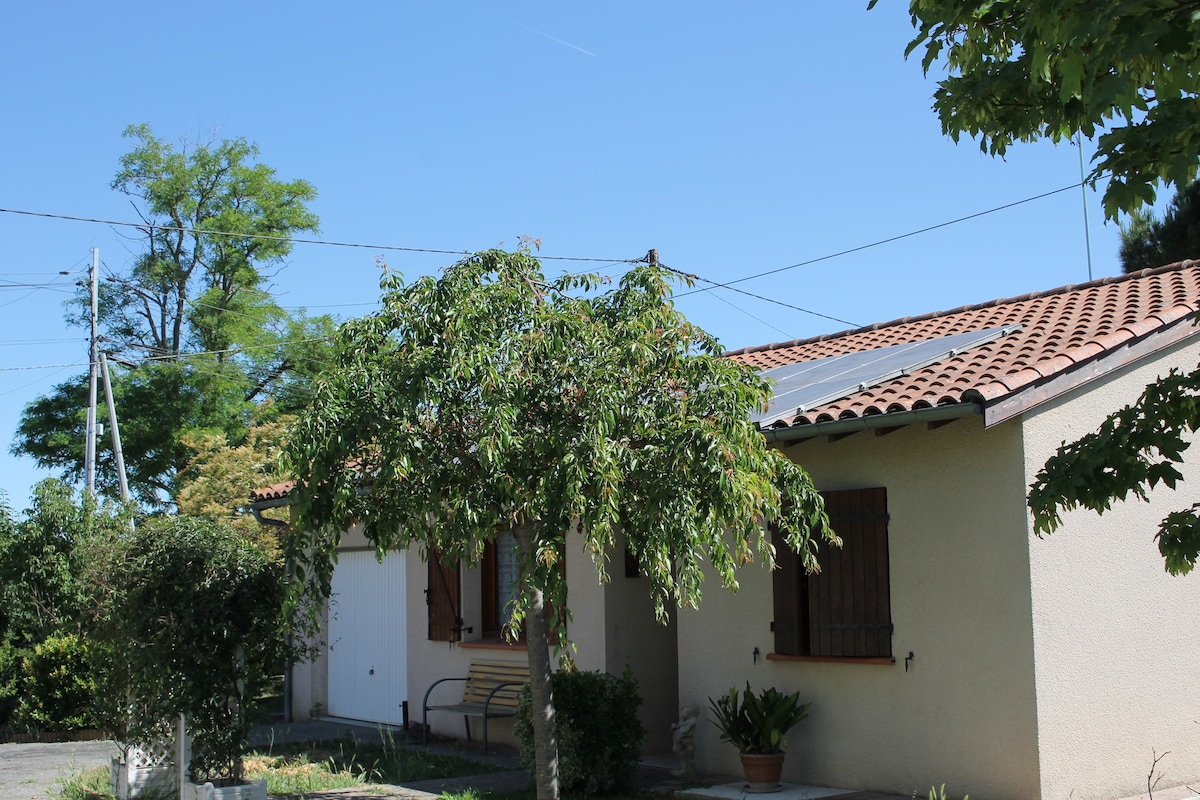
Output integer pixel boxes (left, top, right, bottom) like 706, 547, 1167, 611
0, 2, 1128, 508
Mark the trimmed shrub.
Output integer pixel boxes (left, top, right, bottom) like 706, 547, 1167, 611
514, 666, 645, 795
19, 633, 100, 730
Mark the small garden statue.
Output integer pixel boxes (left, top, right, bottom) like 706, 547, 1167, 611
671, 703, 699, 779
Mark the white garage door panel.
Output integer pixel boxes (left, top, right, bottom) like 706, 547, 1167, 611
327, 550, 407, 724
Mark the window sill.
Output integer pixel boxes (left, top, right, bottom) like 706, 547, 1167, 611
766, 653, 895, 665
458, 640, 527, 651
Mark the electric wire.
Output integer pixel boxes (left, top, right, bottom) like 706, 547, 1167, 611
706, 292, 798, 341
0, 180, 1086, 376
0, 365, 74, 397
0, 207, 641, 264
671, 183, 1083, 300
674, 268, 860, 328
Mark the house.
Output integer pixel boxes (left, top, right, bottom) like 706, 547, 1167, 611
255, 260, 1200, 799
683, 260, 1200, 800
249, 486, 681, 752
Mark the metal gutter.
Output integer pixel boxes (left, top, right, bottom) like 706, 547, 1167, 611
760, 402, 981, 443
250, 496, 291, 527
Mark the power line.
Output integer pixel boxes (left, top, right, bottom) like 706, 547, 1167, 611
0, 207, 642, 264
677, 268, 860, 328
0, 338, 81, 346
0, 365, 74, 397
707, 292, 798, 340
0, 280, 76, 290
0, 361, 88, 372
672, 183, 1083, 301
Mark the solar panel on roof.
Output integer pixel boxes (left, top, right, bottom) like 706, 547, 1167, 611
752, 324, 1020, 427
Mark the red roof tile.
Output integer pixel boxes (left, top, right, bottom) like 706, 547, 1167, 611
726, 261, 1200, 430
249, 481, 294, 502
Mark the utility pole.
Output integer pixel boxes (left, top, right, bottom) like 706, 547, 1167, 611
85, 248, 99, 496
100, 353, 130, 503
647, 248, 659, 268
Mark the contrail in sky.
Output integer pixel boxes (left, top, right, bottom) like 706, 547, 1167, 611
517, 22, 596, 56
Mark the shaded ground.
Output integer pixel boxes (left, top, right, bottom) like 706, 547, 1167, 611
0, 719, 908, 800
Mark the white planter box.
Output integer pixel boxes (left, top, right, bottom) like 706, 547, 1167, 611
109, 757, 177, 799
110, 737, 178, 800
180, 778, 267, 800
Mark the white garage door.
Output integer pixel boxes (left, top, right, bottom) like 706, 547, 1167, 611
327, 549, 407, 725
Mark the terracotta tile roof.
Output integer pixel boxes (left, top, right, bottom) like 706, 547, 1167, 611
251, 261, 1200, 500
250, 481, 294, 502
726, 260, 1200, 430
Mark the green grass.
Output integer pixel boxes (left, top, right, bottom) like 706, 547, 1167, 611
253, 734, 498, 785
52, 766, 114, 800
52, 734, 501, 800
244, 750, 371, 794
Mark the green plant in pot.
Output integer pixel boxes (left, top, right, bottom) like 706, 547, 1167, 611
708, 683, 811, 792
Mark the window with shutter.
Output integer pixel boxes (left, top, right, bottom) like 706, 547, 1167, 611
480, 534, 566, 642
481, 531, 520, 637
772, 487, 892, 659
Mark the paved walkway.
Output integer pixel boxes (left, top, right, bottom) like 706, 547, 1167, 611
0, 737, 119, 800
0, 718, 906, 800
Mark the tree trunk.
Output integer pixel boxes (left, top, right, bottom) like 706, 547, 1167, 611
514, 527, 559, 800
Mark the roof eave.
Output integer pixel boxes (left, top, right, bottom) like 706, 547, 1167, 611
982, 313, 1200, 426
249, 495, 291, 511
760, 402, 981, 443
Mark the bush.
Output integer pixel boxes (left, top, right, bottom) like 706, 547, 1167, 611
0, 638, 26, 729
514, 666, 645, 795
106, 516, 290, 784
19, 632, 100, 730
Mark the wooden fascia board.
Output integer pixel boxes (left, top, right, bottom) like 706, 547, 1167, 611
982, 315, 1200, 427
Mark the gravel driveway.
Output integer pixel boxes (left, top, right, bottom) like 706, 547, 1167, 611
0, 738, 119, 800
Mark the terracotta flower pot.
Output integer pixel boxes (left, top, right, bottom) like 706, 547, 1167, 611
739, 752, 786, 793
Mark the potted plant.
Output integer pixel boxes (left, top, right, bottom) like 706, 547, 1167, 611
708, 683, 811, 792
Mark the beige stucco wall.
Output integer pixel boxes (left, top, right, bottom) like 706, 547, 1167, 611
677, 415, 1042, 799
600, 540, 679, 754
1022, 337, 1200, 800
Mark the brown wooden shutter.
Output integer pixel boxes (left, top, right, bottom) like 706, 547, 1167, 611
805, 487, 891, 658
427, 550, 462, 642
771, 523, 804, 656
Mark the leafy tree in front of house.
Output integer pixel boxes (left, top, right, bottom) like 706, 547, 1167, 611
12, 124, 335, 507
881, 0, 1200, 219
285, 247, 834, 800
1120, 179, 1200, 273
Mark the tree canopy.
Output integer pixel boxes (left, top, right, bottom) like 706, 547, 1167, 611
1120, 178, 1200, 273
886, 1, 1200, 575
285, 248, 834, 800
885, 0, 1200, 218
12, 125, 336, 506
176, 409, 294, 555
